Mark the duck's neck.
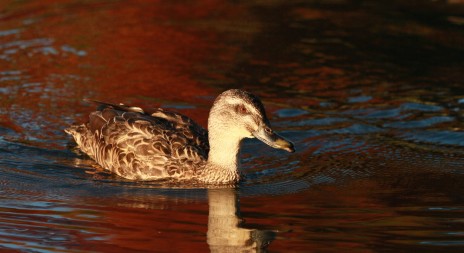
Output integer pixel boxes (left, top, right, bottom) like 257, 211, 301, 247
208, 133, 241, 169
201, 128, 242, 184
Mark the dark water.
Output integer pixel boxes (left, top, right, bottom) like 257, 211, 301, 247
1, 0, 464, 252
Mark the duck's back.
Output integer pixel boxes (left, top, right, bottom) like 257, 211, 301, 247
65, 101, 209, 180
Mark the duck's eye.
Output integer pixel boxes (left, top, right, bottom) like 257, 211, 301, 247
236, 104, 248, 114
264, 127, 272, 134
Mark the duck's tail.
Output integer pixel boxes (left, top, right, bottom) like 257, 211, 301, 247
64, 123, 95, 156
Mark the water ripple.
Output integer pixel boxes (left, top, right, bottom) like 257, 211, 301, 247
399, 130, 464, 147
384, 116, 455, 129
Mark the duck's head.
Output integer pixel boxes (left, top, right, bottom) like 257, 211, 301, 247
208, 89, 295, 153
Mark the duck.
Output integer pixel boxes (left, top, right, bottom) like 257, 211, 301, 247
65, 89, 294, 184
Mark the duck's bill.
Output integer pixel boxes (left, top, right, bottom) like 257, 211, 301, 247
252, 126, 295, 153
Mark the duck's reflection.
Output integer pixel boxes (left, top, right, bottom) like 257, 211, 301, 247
72, 181, 276, 251
207, 188, 275, 252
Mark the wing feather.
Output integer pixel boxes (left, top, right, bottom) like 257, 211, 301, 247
68, 101, 208, 180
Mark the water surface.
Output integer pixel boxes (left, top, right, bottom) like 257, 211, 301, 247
1, 0, 464, 252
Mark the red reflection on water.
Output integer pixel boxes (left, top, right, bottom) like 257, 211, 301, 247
0, 0, 250, 144
241, 182, 397, 252
84, 200, 210, 252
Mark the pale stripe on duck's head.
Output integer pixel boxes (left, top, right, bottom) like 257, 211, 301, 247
217, 89, 268, 121
209, 89, 295, 153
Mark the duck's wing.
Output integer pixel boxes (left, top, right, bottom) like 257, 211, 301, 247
66, 101, 209, 180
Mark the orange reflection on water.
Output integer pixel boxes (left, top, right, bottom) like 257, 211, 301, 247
0, 0, 252, 144
87, 199, 210, 252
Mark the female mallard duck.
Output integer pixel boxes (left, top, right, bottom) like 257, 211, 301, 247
65, 89, 294, 184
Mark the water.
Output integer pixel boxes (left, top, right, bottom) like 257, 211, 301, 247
1, 0, 464, 252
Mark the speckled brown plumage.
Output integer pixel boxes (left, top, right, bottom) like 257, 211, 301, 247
65, 89, 295, 184
66, 102, 209, 181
